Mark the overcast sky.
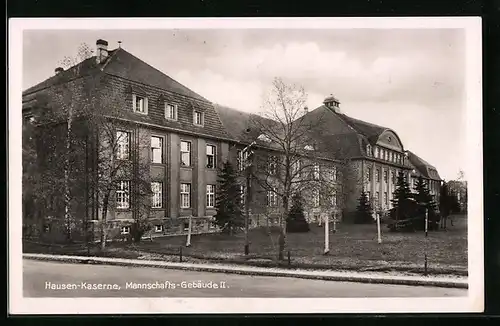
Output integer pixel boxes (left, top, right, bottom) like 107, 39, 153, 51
23, 29, 466, 181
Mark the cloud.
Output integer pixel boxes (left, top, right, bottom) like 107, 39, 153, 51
172, 69, 264, 113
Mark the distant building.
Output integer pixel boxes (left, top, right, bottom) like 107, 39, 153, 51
447, 180, 468, 213
300, 97, 415, 218
406, 151, 443, 203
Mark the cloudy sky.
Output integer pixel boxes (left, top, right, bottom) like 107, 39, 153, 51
23, 28, 466, 181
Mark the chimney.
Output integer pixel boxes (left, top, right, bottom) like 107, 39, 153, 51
96, 39, 109, 64
55, 67, 64, 75
323, 94, 341, 114
303, 106, 308, 115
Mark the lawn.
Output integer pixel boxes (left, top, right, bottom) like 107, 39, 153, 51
121, 214, 468, 273
23, 214, 467, 275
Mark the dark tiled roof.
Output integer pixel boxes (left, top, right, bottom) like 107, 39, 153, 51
22, 47, 231, 141
23, 48, 208, 103
23, 56, 101, 96
338, 114, 387, 143
214, 104, 281, 147
407, 151, 442, 180
102, 48, 208, 102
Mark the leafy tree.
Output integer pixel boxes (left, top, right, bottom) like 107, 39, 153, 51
439, 181, 451, 229
390, 171, 415, 222
449, 191, 462, 214
214, 161, 244, 235
355, 190, 373, 224
413, 175, 439, 231
286, 192, 310, 232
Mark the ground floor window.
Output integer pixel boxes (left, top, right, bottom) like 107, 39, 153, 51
120, 226, 130, 235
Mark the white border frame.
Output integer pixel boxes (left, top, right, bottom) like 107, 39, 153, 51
8, 17, 483, 314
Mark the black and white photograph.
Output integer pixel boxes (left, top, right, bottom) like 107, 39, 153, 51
8, 18, 483, 314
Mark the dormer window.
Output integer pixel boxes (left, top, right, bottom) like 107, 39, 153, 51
366, 144, 372, 156
193, 110, 204, 126
133, 95, 148, 114
165, 103, 178, 120
257, 134, 272, 143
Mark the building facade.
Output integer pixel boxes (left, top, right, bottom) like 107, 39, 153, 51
22, 39, 445, 240
407, 151, 443, 204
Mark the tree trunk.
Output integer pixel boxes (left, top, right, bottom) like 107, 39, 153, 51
100, 193, 109, 251
64, 105, 74, 242
278, 195, 289, 261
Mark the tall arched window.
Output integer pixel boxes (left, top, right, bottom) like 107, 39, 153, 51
366, 144, 372, 156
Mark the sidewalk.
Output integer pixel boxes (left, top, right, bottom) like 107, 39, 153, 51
23, 253, 468, 289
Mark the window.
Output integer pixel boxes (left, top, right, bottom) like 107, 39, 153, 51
375, 169, 380, 183
155, 225, 163, 233
330, 166, 337, 181
390, 152, 395, 162
292, 160, 300, 176
384, 192, 388, 206
165, 103, 177, 120
193, 110, 203, 125
183, 222, 189, 231
391, 170, 396, 184
267, 188, 278, 207
180, 183, 191, 208
312, 188, 320, 207
268, 156, 278, 175
206, 184, 215, 208
313, 165, 320, 180
366, 191, 371, 201
240, 184, 246, 206
383, 170, 388, 183
151, 182, 163, 208
237, 150, 246, 172
206, 145, 217, 169
180, 141, 191, 167
151, 136, 163, 164
120, 226, 130, 235
116, 131, 130, 160
331, 191, 337, 207
366, 167, 372, 182
375, 191, 380, 205
375, 147, 379, 158
133, 95, 147, 114
116, 181, 130, 209
366, 144, 372, 156
304, 145, 314, 151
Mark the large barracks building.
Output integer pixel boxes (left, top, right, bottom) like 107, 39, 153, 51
22, 39, 443, 239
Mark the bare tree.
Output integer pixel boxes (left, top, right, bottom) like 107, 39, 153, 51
248, 77, 338, 260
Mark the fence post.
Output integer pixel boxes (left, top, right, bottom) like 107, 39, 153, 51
287, 250, 291, 267
424, 254, 428, 276
179, 246, 183, 263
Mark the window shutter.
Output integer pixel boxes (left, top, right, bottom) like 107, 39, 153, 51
175, 104, 178, 120
132, 94, 137, 112
145, 97, 149, 114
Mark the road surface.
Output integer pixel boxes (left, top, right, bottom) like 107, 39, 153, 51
23, 259, 467, 298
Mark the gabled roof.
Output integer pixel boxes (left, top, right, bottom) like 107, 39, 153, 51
22, 46, 231, 141
214, 104, 281, 148
23, 56, 101, 96
338, 114, 387, 143
23, 48, 208, 103
102, 48, 208, 102
407, 150, 442, 181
